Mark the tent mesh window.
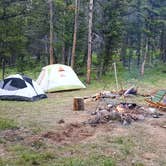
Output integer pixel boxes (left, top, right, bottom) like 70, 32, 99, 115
2, 78, 27, 90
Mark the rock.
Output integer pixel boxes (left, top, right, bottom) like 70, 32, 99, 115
109, 111, 121, 121
122, 120, 130, 125
128, 103, 137, 109
107, 104, 114, 111
87, 116, 100, 125
121, 114, 132, 125
152, 114, 159, 118
91, 111, 97, 115
148, 107, 156, 114
98, 109, 110, 118
143, 152, 157, 160
90, 123, 97, 127
137, 114, 145, 120
161, 125, 166, 128
58, 119, 65, 124
107, 104, 114, 108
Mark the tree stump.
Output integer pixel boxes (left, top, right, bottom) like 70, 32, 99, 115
73, 97, 84, 111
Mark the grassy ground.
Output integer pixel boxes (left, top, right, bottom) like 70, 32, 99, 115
0, 65, 166, 166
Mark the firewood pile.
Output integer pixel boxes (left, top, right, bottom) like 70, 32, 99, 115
81, 88, 161, 126
84, 101, 162, 126
84, 90, 119, 102
84, 87, 150, 103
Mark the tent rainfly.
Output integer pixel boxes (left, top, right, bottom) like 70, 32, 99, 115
0, 74, 47, 101
36, 64, 86, 92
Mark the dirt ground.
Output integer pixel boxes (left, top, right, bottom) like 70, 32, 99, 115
0, 91, 166, 166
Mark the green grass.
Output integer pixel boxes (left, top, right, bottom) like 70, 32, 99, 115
105, 136, 135, 158
0, 144, 116, 166
0, 64, 166, 166
132, 163, 145, 166
61, 156, 116, 166
0, 118, 18, 130
18, 151, 55, 166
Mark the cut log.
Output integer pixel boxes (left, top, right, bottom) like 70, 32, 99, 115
73, 97, 84, 111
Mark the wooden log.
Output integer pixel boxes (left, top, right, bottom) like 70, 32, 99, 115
73, 97, 84, 111
124, 86, 137, 96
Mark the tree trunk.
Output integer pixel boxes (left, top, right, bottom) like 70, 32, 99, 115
71, 0, 79, 69
136, 34, 141, 67
62, 44, 65, 64
97, 58, 103, 79
86, 0, 94, 84
67, 47, 72, 66
160, 24, 166, 63
128, 49, 132, 72
44, 35, 49, 65
2, 58, 5, 80
49, 0, 54, 65
121, 35, 128, 67
141, 40, 148, 76
136, 0, 142, 67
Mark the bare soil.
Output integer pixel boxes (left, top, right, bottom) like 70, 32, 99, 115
42, 123, 96, 144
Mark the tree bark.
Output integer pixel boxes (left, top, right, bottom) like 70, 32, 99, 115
160, 24, 166, 63
128, 49, 132, 72
44, 35, 49, 65
86, 0, 94, 84
67, 47, 72, 66
121, 35, 128, 67
141, 40, 148, 76
136, 0, 142, 67
71, 0, 79, 69
62, 44, 65, 64
2, 58, 5, 80
49, 0, 54, 65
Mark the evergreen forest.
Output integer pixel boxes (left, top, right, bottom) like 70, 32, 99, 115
0, 0, 166, 82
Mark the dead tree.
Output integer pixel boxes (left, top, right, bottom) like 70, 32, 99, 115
141, 40, 148, 76
71, 0, 79, 69
49, 0, 55, 64
86, 0, 94, 84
